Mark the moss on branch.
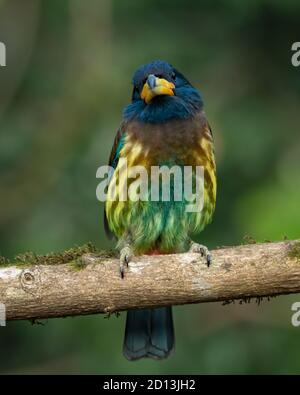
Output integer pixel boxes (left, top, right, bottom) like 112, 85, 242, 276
0, 243, 117, 269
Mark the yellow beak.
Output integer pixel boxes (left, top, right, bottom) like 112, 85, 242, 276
141, 74, 175, 104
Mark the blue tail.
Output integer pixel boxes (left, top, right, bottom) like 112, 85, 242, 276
123, 307, 175, 361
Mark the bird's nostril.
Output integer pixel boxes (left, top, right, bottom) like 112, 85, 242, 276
147, 74, 156, 90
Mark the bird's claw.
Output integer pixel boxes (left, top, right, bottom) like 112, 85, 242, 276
119, 246, 133, 278
189, 242, 212, 267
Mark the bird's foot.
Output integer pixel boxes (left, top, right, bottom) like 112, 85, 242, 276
119, 245, 133, 278
189, 241, 212, 267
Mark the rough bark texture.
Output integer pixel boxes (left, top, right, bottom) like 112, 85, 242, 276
0, 240, 300, 321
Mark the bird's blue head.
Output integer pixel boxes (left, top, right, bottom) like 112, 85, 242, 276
123, 60, 203, 124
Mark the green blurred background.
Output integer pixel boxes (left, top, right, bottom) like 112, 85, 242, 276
0, 0, 300, 374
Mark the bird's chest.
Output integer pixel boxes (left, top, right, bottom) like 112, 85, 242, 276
123, 119, 203, 168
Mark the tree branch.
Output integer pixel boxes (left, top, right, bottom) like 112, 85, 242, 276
1, 240, 300, 321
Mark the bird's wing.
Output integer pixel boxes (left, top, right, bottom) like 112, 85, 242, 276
207, 122, 213, 138
104, 122, 127, 239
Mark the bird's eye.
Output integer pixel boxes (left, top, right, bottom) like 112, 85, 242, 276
171, 72, 176, 81
131, 86, 140, 101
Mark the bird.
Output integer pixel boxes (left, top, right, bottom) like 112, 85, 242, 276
104, 60, 216, 361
